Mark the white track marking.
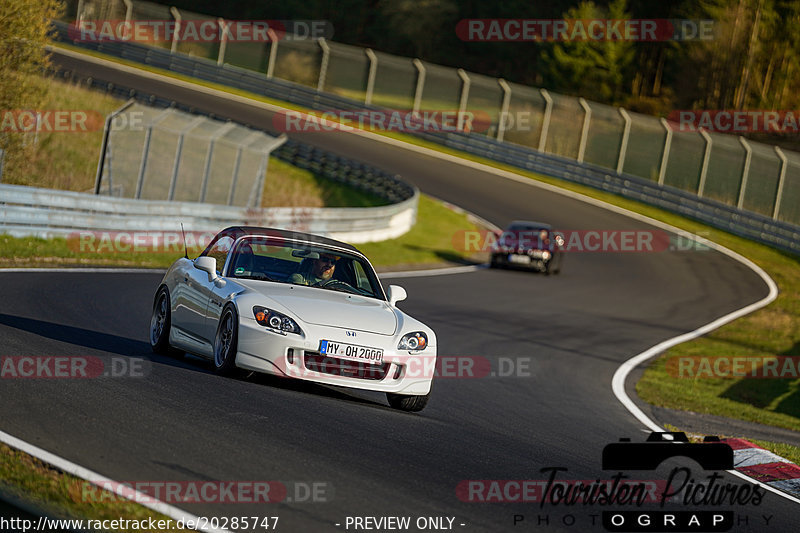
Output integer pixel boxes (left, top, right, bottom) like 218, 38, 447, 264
0, 430, 232, 533
50, 46, 798, 506
381, 265, 484, 279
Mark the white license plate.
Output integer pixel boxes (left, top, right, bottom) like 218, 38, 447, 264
508, 254, 531, 264
319, 340, 384, 365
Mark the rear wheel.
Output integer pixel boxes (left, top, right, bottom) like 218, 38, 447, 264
387, 392, 430, 412
214, 306, 239, 375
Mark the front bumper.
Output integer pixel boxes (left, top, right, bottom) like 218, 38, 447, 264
235, 318, 435, 395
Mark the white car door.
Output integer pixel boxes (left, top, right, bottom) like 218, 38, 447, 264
173, 235, 233, 348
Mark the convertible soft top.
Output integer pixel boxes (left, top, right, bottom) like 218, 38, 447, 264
218, 226, 360, 253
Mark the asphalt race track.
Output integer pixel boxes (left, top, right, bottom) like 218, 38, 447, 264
0, 51, 796, 531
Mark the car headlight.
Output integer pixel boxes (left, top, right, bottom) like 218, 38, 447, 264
542, 250, 551, 260
253, 306, 302, 335
398, 331, 428, 351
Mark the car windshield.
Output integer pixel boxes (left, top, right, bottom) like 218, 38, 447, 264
226, 237, 385, 300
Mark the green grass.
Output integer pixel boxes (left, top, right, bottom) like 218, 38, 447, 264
0, 193, 481, 269
0, 442, 186, 532
358, 195, 485, 267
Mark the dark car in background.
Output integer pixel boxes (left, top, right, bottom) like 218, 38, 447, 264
489, 220, 564, 274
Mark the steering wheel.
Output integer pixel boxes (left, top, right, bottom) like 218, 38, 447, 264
316, 278, 354, 290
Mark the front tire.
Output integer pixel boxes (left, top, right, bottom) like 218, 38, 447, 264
214, 305, 239, 375
150, 287, 175, 355
387, 392, 430, 412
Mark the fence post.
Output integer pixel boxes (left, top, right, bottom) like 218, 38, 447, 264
577, 98, 591, 163
167, 116, 205, 201
658, 118, 672, 185
697, 129, 712, 197
199, 121, 237, 202
134, 107, 172, 199
412, 59, 426, 115
95, 99, 135, 194
617, 108, 631, 174
249, 135, 287, 208
122, 0, 133, 29
497, 78, 511, 142
457, 69, 470, 131
317, 38, 330, 93
217, 18, 228, 65
737, 136, 752, 209
227, 131, 262, 205
169, 7, 181, 54
538, 88, 552, 152
774, 146, 788, 220
266, 29, 278, 78
365, 49, 377, 105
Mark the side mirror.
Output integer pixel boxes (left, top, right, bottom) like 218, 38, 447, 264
387, 285, 407, 306
194, 256, 218, 283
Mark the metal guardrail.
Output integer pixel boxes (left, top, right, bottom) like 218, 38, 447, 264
0, 183, 418, 243
50, 22, 800, 254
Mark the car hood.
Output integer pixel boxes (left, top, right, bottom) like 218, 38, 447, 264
235, 280, 397, 335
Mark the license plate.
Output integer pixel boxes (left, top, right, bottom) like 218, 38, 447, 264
319, 340, 383, 365
508, 254, 531, 264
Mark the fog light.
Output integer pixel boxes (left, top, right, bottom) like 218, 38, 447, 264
393, 364, 403, 379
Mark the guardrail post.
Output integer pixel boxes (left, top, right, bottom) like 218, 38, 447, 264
773, 146, 788, 220
617, 108, 631, 174
412, 59, 426, 115
457, 69, 470, 131
199, 121, 237, 202
577, 98, 591, 163
697, 129, 712, 197
658, 117, 672, 185
217, 18, 228, 65
737, 136, 752, 209
317, 38, 330, 93
168, 115, 205, 201
169, 7, 181, 54
538, 88, 552, 152
95, 99, 135, 194
365, 49, 377, 105
266, 29, 278, 78
497, 79, 511, 142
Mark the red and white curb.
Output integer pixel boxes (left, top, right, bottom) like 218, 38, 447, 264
724, 438, 800, 497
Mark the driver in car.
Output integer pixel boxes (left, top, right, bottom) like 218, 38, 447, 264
289, 253, 340, 286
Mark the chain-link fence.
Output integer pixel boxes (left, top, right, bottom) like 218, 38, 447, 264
97, 101, 286, 206
68, 0, 800, 226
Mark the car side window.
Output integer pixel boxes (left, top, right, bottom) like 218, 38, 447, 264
353, 261, 372, 291
204, 236, 234, 274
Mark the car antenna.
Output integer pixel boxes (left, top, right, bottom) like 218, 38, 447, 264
180, 223, 188, 259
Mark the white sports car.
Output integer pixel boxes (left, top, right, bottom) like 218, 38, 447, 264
150, 226, 436, 411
